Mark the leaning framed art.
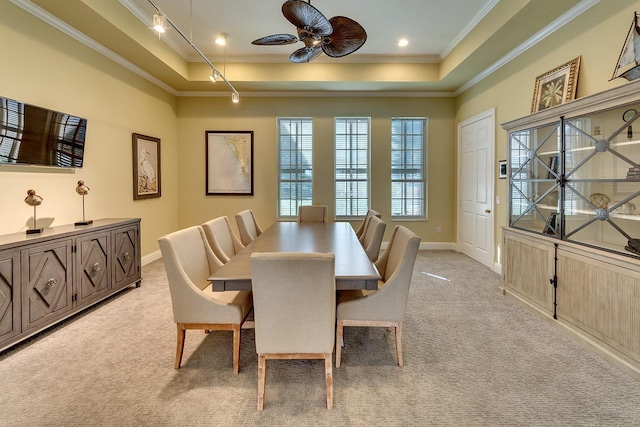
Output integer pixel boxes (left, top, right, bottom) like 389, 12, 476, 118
132, 133, 161, 200
205, 130, 254, 195
531, 56, 581, 113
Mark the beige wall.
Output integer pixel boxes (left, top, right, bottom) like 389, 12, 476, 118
177, 96, 456, 243
0, 2, 179, 256
3, 0, 639, 261
454, 0, 640, 267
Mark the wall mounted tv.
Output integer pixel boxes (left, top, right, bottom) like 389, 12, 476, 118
0, 95, 87, 168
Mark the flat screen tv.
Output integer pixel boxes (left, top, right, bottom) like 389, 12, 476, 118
0, 95, 87, 168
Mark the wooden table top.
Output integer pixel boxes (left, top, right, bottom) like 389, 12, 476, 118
210, 221, 381, 291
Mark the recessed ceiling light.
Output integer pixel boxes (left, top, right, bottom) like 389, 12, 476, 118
398, 39, 409, 47
215, 33, 229, 46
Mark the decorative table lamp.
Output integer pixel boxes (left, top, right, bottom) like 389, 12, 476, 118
24, 189, 43, 234
75, 180, 93, 226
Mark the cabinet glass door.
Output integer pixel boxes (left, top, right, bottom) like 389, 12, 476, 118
564, 103, 640, 255
509, 120, 561, 236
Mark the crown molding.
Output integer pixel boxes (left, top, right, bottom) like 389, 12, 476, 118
454, 0, 600, 95
440, 0, 500, 60
10, 0, 179, 96
176, 90, 457, 98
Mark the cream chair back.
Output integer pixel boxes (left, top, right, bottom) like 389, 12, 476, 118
235, 209, 263, 246
355, 209, 381, 240
202, 216, 244, 263
250, 252, 336, 410
335, 225, 420, 368
158, 226, 253, 372
362, 216, 386, 262
298, 205, 328, 223
250, 252, 335, 353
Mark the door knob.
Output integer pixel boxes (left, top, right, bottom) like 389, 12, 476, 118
485, 209, 491, 213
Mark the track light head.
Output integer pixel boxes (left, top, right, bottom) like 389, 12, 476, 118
152, 13, 166, 33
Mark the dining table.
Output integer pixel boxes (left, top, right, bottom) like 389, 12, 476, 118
209, 221, 381, 291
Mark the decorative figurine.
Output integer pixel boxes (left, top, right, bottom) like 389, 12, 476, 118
24, 189, 43, 234
75, 180, 93, 226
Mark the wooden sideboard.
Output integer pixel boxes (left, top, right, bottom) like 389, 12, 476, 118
0, 218, 141, 352
502, 227, 640, 375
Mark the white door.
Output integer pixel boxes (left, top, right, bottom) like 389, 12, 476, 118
458, 109, 495, 268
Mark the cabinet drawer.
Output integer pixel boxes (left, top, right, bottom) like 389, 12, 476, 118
112, 225, 140, 290
75, 231, 111, 305
0, 249, 20, 345
21, 240, 73, 331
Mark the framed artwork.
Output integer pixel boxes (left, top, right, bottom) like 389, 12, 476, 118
132, 133, 161, 200
206, 130, 254, 195
498, 160, 507, 179
531, 56, 581, 113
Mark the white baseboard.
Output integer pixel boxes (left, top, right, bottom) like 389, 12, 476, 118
142, 250, 162, 266
493, 262, 502, 275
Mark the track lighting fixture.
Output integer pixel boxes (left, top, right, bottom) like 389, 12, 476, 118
152, 13, 166, 33
147, 0, 238, 102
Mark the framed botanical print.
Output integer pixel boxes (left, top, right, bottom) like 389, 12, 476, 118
531, 57, 581, 113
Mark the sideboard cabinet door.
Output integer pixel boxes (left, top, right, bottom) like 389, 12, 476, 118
75, 231, 111, 306
112, 225, 140, 290
21, 240, 73, 332
0, 249, 20, 346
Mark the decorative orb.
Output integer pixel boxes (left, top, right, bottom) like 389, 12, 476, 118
589, 193, 610, 209
595, 208, 609, 221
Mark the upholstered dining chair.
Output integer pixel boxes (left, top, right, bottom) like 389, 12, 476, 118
361, 216, 386, 262
298, 205, 328, 223
250, 252, 336, 410
355, 209, 381, 240
158, 226, 252, 373
202, 216, 244, 264
336, 225, 420, 368
235, 209, 263, 246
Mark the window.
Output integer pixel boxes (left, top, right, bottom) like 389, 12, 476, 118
278, 118, 313, 218
391, 118, 427, 218
335, 117, 370, 218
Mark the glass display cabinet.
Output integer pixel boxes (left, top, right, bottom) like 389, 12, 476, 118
508, 101, 640, 258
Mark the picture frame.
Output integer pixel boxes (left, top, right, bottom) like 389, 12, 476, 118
531, 56, 581, 113
498, 159, 507, 179
132, 133, 161, 200
206, 130, 254, 195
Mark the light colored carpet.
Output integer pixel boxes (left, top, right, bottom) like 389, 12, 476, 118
1, 250, 639, 426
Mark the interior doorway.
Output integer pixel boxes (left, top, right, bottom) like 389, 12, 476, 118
457, 109, 495, 269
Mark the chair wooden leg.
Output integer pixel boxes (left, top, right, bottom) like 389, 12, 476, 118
325, 353, 333, 409
335, 320, 344, 368
175, 323, 186, 369
395, 321, 403, 367
232, 324, 241, 374
257, 355, 266, 411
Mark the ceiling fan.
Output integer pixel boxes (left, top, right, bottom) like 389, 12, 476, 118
251, 0, 367, 63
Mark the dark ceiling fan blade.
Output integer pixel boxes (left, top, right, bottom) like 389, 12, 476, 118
322, 16, 367, 58
251, 34, 299, 45
282, 0, 332, 37
290, 46, 323, 63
